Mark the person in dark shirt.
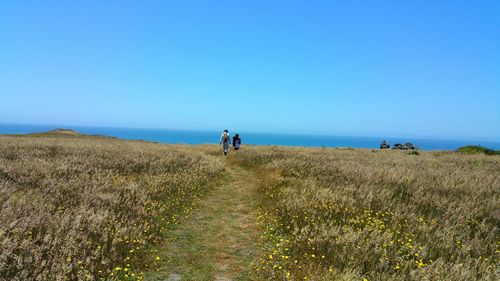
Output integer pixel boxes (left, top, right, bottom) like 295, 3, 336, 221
232, 133, 241, 151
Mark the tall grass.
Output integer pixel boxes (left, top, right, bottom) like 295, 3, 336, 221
2, 134, 498, 280
233, 146, 499, 280
0, 135, 223, 281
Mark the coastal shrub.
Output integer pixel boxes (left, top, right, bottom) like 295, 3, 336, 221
457, 145, 499, 155
233, 147, 499, 280
0, 135, 223, 281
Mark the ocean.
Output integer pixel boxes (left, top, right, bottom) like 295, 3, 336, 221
1, 123, 499, 151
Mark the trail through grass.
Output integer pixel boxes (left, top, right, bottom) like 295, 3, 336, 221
145, 157, 260, 281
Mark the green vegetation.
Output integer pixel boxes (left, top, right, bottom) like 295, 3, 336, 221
144, 158, 261, 281
408, 150, 420, 156
457, 145, 500, 155
1, 133, 499, 280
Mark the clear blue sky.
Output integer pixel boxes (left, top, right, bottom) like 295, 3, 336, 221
1, 0, 499, 140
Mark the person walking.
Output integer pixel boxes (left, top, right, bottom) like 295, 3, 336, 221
220, 129, 231, 155
232, 133, 241, 152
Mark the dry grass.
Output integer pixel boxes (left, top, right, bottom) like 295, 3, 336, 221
0, 134, 223, 281
233, 146, 499, 280
1, 134, 499, 281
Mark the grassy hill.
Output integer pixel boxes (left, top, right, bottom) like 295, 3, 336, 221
0, 132, 498, 280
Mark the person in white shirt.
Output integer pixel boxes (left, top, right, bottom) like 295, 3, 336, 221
219, 129, 231, 155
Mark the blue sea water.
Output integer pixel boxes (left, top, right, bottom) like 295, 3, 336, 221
1, 123, 499, 151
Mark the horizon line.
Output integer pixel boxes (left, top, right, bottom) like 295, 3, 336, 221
0, 122, 499, 143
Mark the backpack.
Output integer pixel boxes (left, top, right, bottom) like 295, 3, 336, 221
223, 133, 229, 142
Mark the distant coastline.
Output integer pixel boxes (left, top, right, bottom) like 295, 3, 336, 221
1, 123, 499, 151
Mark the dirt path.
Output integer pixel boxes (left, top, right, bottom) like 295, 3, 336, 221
145, 159, 260, 281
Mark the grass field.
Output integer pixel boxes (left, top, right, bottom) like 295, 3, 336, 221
232, 146, 499, 280
0, 133, 498, 281
0, 133, 223, 281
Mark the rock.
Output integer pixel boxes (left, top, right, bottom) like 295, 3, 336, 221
391, 143, 417, 150
380, 140, 390, 149
403, 143, 417, 150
